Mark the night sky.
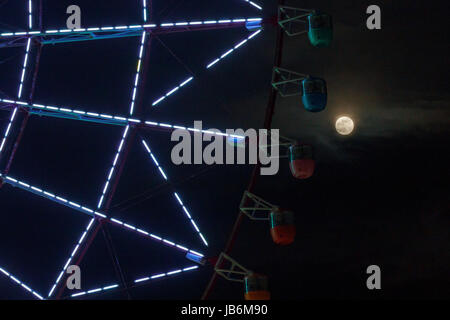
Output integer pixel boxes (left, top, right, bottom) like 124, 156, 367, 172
0, 0, 449, 300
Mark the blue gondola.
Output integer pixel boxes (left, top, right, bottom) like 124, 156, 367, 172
301, 77, 327, 112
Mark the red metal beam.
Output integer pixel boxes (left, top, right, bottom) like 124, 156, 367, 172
201, 0, 286, 300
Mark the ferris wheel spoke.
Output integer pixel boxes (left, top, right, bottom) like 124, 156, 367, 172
142, 139, 208, 247
0, 174, 205, 254
151, 26, 262, 108
69, 265, 199, 299
0, 264, 44, 300
0, 18, 265, 49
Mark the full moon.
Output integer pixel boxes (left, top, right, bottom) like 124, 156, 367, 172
335, 116, 354, 135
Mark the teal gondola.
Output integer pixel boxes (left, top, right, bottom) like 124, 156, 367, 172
307, 12, 333, 48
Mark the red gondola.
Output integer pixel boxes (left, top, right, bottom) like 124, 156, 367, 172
244, 274, 271, 300
289, 143, 315, 179
270, 209, 295, 245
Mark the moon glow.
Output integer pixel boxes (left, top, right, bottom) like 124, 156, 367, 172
335, 116, 354, 135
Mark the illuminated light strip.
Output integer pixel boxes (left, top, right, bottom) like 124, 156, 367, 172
71, 284, 118, 298
142, 0, 148, 22
152, 28, 263, 108
28, 0, 33, 29
97, 27, 146, 210
0, 4, 244, 301
97, 125, 129, 209
129, 32, 147, 115
107, 216, 203, 257
0, 18, 262, 38
207, 29, 262, 69
243, 0, 263, 10
71, 14, 150, 301
134, 265, 198, 284
0, 174, 204, 259
0, 265, 44, 300
141, 140, 208, 246
0, 99, 245, 139
152, 76, 193, 106
71, 265, 198, 298
48, 218, 95, 297
0, 10, 33, 156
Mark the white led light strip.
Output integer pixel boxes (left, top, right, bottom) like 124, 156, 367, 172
142, 0, 148, 22
97, 32, 147, 207
0, 18, 262, 38
71, 284, 119, 298
142, 140, 208, 246
134, 265, 198, 284
97, 125, 130, 209
0, 99, 245, 139
206, 29, 261, 69
0, 2, 256, 300
71, 265, 198, 298
129, 32, 147, 115
0, 265, 44, 300
151, 24, 262, 107
0, 175, 204, 258
0, 3, 34, 155
243, 0, 262, 10
48, 218, 95, 297
50, 3, 146, 299
28, 0, 33, 29
152, 76, 193, 106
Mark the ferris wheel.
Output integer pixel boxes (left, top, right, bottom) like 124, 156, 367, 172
0, 0, 332, 300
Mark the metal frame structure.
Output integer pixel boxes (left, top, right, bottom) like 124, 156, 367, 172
271, 67, 308, 97
239, 191, 278, 221
278, 6, 314, 36
258, 130, 297, 160
0, 0, 266, 300
214, 253, 251, 283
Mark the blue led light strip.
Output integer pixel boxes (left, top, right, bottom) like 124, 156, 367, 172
152, 27, 262, 107
142, 140, 208, 246
0, 18, 262, 38
0, 265, 44, 300
0, 99, 245, 139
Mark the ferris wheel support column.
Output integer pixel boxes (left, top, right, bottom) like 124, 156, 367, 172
202, 0, 286, 300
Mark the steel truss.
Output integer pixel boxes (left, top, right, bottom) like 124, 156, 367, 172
0, 0, 264, 300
